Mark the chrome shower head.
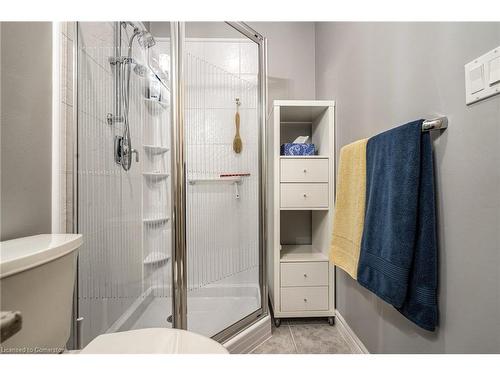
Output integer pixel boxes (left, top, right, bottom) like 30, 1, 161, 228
138, 31, 156, 49
125, 23, 155, 51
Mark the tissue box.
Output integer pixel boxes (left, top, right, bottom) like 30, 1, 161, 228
280, 143, 316, 156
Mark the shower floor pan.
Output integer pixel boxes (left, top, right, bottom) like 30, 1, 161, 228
106, 268, 261, 338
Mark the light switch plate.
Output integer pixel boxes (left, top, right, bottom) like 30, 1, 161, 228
465, 46, 500, 105
489, 57, 500, 86
469, 65, 484, 94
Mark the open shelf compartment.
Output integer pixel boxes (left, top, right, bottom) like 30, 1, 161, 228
278, 100, 334, 158
280, 244, 328, 262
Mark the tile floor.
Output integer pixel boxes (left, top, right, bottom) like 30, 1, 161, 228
251, 317, 356, 354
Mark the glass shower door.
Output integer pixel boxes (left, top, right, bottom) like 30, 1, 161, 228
182, 22, 265, 339
76, 22, 173, 348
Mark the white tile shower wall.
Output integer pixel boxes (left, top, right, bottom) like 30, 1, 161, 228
185, 40, 259, 292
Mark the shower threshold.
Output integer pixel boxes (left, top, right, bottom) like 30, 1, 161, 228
106, 268, 260, 339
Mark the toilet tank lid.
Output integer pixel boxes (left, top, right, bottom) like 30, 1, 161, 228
0, 234, 82, 279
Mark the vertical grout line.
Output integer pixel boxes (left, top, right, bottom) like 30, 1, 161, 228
288, 323, 299, 354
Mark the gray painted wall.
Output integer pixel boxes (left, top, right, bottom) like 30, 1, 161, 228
315, 22, 500, 353
249, 22, 316, 106
1, 22, 52, 241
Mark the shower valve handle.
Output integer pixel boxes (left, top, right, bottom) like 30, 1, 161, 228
131, 149, 139, 163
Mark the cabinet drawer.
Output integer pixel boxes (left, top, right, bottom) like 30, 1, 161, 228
281, 158, 329, 183
281, 286, 329, 312
280, 183, 329, 208
281, 262, 328, 287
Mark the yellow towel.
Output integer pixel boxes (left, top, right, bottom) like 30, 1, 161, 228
330, 138, 368, 279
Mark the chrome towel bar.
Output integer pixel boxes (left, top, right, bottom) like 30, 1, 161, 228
422, 117, 448, 132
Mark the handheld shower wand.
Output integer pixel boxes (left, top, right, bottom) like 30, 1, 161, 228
114, 22, 156, 171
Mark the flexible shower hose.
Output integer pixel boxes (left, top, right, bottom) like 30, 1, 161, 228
120, 56, 133, 171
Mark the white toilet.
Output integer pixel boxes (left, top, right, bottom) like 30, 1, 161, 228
0, 234, 228, 354
80, 328, 228, 354
1, 234, 82, 353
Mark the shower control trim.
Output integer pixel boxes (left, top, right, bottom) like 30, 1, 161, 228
114, 136, 123, 165
114, 135, 140, 167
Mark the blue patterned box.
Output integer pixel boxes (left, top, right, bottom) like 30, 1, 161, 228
280, 143, 316, 156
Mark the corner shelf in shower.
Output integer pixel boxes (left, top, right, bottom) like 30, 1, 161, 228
143, 172, 169, 181
143, 217, 170, 226
143, 145, 169, 155
144, 98, 168, 109
143, 252, 170, 266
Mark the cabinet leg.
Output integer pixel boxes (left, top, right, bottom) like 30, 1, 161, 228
274, 318, 281, 327
328, 316, 335, 326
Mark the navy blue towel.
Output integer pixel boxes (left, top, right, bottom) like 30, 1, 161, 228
357, 120, 438, 331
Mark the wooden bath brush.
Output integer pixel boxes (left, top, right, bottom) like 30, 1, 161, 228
233, 98, 242, 154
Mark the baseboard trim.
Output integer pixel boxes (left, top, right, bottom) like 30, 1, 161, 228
335, 309, 369, 354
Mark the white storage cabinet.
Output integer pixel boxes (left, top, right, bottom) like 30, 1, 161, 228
267, 100, 336, 327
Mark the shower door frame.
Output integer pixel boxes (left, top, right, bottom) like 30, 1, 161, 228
171, 21, 269, 343
70, 21, 268, 349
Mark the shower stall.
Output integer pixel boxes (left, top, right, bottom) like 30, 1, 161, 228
68, 21, 267, 349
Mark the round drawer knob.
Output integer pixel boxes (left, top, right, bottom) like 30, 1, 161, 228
303, 193, 307, 198
303, 273, 307, 278
303, 298, 308, 302
303, 169, 307, 173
